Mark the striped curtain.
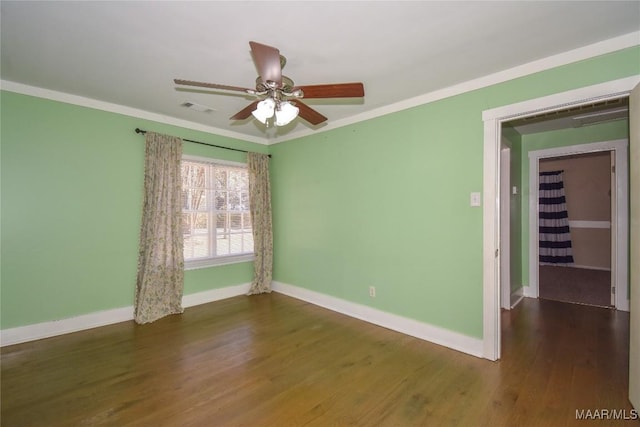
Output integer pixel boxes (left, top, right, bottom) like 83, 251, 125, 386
539, 170, 574, 265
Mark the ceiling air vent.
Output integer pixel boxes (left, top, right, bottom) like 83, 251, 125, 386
181, 102, 215, 113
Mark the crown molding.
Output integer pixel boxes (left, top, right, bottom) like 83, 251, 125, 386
271, 31, 640, 145
2, 31, 638, 146
0, 80, 268, 145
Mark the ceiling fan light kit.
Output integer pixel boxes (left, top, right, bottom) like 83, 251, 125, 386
251, 91, 299, 127
174, 41, 364, 128
251, 98, 276, 124
274, 101, 299, 126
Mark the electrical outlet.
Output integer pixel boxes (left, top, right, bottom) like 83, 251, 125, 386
369, 286, 376, 297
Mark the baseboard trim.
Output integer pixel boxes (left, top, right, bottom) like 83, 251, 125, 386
510, 287, 524, 309
540, 263, 611, 271
272, 281, 484, 359
0, 283, 252, 347
2, 281, 488, 357
522, 285, 538, 299
0, 306, 134, 347
567, 264, 611, 271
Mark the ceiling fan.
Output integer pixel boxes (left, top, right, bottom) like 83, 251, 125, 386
174, 41, 365, 127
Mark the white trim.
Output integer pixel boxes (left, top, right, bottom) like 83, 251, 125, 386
182, 154, 247, 168
510, 288, 524, 309
627, 79, 639, 412
567, 264, 612, 271
0, 306, 133, 347
483, 110, 501, 361
273, 32, 640, 144
522, 286, 538, 299
500, 143, 512, 310
483, 76, 640, 121
272, 281, 484, 358
482, 76, 639, 361
0, 283, 251, 347
528, 139, 629, 312
185, 254, 254, 270
569, 220, 611, 229
0, 80, 268, 145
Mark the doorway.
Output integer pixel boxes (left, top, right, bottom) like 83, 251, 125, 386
525, 139, 629, 312
481, 75, 639, 361
498, 115, 628, 313
537, 151, 614, 308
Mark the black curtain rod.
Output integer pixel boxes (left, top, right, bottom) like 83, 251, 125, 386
134, 128, 270, 158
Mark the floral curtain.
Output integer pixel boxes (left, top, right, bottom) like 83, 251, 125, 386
247, 152, 273, 294
134, 132, 184, 324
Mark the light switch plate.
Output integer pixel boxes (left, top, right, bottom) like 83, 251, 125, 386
470, 192, 481, 207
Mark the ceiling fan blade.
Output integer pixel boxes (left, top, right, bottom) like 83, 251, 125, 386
230, 100, 260, 120
293, 82, 364, 99
294, 101, 328, 125
174, 79, 254, 93
249, 41, 282, 85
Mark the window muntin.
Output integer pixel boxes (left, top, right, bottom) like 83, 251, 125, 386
182, 157, 253, 268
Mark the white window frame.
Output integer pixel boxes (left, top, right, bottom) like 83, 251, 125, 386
182, 154, 254, 270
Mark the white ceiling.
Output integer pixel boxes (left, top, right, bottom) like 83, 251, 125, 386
1, 1, 639, 143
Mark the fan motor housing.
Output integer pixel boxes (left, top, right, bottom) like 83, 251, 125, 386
255, 75, 295, 93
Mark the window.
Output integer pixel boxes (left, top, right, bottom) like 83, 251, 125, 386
181, 156, 254, 268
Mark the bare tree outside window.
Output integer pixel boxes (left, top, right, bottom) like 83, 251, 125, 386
181, 159, 253, 264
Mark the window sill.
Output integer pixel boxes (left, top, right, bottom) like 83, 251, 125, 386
185, 253, 255, 270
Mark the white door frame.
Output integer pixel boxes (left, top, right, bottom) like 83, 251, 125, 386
627, 81, 639, 411
528, 140, 629, 311
500, 142, 512, 310
481, 75, 640, 361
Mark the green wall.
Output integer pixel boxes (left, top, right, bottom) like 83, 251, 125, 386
1, 45, 638, 337
517, 120, 630, 289
0, 91, 267, 329
270, 46, 639, 339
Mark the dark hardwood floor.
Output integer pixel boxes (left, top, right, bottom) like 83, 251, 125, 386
1, 294, 636, 426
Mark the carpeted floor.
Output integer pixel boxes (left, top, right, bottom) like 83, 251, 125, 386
539, 265, 612, 308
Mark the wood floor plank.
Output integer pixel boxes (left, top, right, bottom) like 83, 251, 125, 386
2, 294, 637, 426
